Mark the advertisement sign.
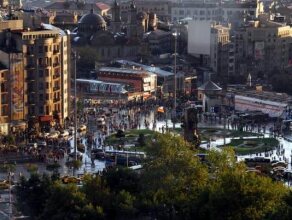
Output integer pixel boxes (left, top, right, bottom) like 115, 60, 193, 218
254, 42, 265, 60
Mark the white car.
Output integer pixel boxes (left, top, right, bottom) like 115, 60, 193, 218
37, 141, 47, 147
27, 143, 37, 149
97, 118, 106, 126
78, 125, 87, 132
60, 130, 70, 138
48, 132, 59, 139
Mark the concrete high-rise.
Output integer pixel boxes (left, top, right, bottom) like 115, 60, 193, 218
0, 21, 70, 132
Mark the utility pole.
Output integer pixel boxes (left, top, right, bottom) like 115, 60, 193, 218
73, 50, 77, 161
173, 30, 178, 130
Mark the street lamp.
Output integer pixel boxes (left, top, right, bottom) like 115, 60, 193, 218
172, 29, 178, 130
73, 50, 78, 161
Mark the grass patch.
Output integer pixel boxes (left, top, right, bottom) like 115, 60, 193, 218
221, 138, 279, 155
105, 129, 156, 147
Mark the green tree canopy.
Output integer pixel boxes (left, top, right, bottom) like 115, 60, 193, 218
140, 133, 209, 218
76, 46, 99, 71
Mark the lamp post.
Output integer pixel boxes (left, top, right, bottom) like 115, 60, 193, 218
73, 50, 77, 161
172, 30, 178, 130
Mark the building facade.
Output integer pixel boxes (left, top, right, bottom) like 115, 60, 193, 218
171, 0, 263, 23
120, 0, 171, 22
233, 16, 292, 75
210, 23, 230, 77
0, 23, 70, 129
95, 67, 157, 96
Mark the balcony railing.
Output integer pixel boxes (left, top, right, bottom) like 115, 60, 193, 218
53, 97, 61, 102
53, 86, 60, 91
53, 73, 61, 79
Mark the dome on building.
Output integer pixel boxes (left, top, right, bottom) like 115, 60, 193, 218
79, 9, 106, 26
78, 9, 106, 34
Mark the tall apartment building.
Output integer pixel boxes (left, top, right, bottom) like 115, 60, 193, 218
0, 20, 26, 134
0, 22, 70, 131
234, 16, 292, 75
210, 24, 230, 77
171, 0, 263, 23
120, 0, 171, 22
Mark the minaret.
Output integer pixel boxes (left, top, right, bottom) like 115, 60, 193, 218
247, 73, 252, 87
127, 0, 137, 38
111, 0, 122, 33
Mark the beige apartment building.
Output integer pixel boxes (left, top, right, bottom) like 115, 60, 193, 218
210, 23, 230, 77
0, 20, 70, 132
234, 15, 292, 75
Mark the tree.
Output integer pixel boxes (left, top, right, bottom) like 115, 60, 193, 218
140, 133, 209, 218
270, 71, 292, 95
194, 148, 287, 220
40, 183, 104, 220
82, 175, 112, 216
16, 174, 53, 218
76, 46, 99, 71
104, 168, 140, 194
114, 190, 137, 217
137, 133, 146, 147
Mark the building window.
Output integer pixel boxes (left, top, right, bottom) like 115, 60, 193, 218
38, 58, 43, 66
45, 69, 50, 77
39, 46, 43, 53
39, 83, 44, 90
39, 106, 44, 114
39, 94, 44, 101
39, 70, 43, 77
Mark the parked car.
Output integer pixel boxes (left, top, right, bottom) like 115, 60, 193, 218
48, 131, 59, 139
78, 125, 87, 132
59, 130, 70, 138
27, 143, 38, 149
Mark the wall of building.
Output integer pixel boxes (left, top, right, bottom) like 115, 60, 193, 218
234, 95, 287, 118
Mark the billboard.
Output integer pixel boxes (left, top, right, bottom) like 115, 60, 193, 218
187, 20, 211, 55
254, 41, 265, 60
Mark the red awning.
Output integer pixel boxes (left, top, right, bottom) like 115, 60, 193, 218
39, 115, 53, 122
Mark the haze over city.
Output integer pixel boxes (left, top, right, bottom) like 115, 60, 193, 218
0, 0, 292, 219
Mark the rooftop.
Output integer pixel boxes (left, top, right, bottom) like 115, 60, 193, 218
45, 1, 110, 11
98, 67, 155, 76
230, 89, 292, 104
116, 60, 173, 77
198, 80, 222, 91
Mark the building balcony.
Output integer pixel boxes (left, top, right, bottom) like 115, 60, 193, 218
53, 97, 61, 102
53, 63, 60, 67
53, 73, 61, 79
28, 90, 36, 93
54, 37, 62, 44
26, 76, 35, 81
27, 51, 34, 56
26, 64, 35, 69
53, 86, 60, 91
53, 50, 60, 54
